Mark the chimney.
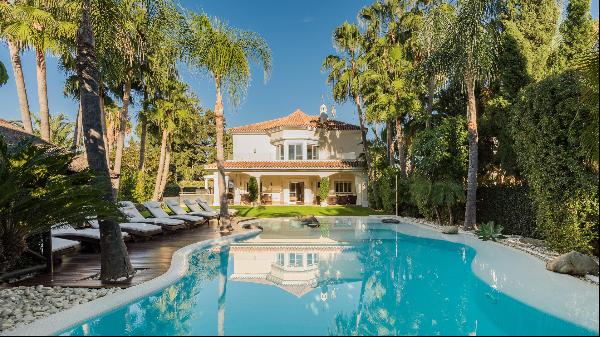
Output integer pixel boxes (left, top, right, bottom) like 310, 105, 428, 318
319, 103, 328, 123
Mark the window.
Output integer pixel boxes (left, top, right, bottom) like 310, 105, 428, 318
277, 145, 284, 160
335, 181, 352, 193
276, 253, 285, 266
288, 144, 303, 160
307, 253, 319, 267
288, 253, 303, 267
307, 145, 319, 160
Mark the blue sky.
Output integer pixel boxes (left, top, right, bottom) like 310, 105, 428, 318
1, 0, 598, 130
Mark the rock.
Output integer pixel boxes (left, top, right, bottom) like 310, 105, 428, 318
298, 216, 320, 227
382, 218, 401, 224
441, 226, 459, 235
546, 251, 600, 276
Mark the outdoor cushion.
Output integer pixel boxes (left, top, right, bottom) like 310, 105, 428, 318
52, 237, 80, 254
143, 201, 205, 223
88, 220, 163, 237
166, 200, 217, 218
118, 201, 186, 227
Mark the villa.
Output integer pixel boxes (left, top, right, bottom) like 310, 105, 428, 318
205, 107, 369, 207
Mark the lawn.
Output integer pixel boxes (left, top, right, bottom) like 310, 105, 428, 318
228, 205, 385, 218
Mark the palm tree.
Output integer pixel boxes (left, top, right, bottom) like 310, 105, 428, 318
184, 13, 271, 231
322, 23, 372, 175
33, 113, 75, 148
2, 0, 77, 142
0, 1, 34, 133
76, 0, 134, 283
433, 0, 498, 230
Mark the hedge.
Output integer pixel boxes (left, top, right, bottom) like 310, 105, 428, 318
477, 185, 538, 238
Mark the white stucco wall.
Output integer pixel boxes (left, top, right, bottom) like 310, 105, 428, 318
232, 134, 274, 160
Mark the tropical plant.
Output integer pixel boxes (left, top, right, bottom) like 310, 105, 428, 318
475, 221, 505, 241
0, 136, 123, 272
430, 0, 499, 230
76, 0, 134, 283
571, 51, 599, 168
183, 13, 271, 231
32, 113, 74, 148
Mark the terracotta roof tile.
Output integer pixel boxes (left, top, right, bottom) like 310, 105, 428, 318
0, 119, 48, 147
230, 109, 360, 134
204, 160, 363, 170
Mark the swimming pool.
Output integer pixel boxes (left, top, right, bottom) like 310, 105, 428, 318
48, 218, 600, 335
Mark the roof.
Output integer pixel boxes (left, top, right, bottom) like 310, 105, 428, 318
0, 119, 49, 147
230, 109, 361, 134
204, 160, 363, 171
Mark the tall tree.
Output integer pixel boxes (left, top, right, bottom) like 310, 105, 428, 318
555, 0, 595, 70
322, 23, 373, 175
0, 60, 7, 86
76, 0, 134, 283
434, 0, 499, 229
0, 1, 34, 133
184, 14, 271, 232
2, 0, 77, 141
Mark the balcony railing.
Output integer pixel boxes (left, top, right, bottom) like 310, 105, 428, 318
232, 152, 358, 161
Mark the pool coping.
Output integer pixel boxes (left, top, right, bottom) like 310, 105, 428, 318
3, 229, 261, 336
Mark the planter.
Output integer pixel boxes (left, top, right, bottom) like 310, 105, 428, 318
320, 202, 328, 207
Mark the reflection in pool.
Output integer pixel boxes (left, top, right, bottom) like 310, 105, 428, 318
61, 218, 597, 336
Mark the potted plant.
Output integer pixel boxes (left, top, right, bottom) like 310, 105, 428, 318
248, 176, 259, 206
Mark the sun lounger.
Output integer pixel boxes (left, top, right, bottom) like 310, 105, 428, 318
165, 199, 217, 219
196, 199, 238, 217
88, 220, 163, 237
119, 201, 186, 231
183, 199, 218, 216
52, 237, 80, 255
143, 201, 205, 225
51, 225, 130, 246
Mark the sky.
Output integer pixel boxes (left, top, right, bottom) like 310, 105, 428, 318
0, 0, 599, 131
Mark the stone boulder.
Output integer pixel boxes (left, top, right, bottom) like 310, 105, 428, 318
298, 216, 320, 228
441, 226, 459, 235
546, 251, 599, 276
382, 218, 401, 224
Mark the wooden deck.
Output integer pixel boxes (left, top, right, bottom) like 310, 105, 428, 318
13, 220, 247, 288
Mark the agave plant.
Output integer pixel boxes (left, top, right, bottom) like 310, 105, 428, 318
0, 135, 123, 272
475, 221, 506, 242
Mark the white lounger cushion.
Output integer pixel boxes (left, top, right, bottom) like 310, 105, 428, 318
52, 226, 129, 240
183, 199, 205, 213
52, 238, 80, 253
197, 199, 236, 216
119, 201, 185, 226
143, 201, 204, 223
166, 200, 216, 218
88, 220, 162, 236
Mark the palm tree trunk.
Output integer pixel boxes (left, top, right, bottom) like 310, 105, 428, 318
7, 39, 33, 134
217, 246, 230, 336
138, 87, 148, 171
157, 142, 171, 201
99, 83, 111, 167
153, 129, 168, 201
76, 0, 134, 283
215, 81, 230, 229
112, 73, 132, 198
72, 101, 83, 150
354, 95, 372, 173
386, 119, 394, 166
447, 204, 454, 226
464, 73, 478, 230
35, 48, 50, 141
396, 116, 406, 177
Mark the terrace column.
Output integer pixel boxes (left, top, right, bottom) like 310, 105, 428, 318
256, 175, 261, 205
213, 171, 219, 206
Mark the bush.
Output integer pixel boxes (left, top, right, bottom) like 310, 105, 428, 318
477, 185, 537, 237
319, 177, 329, 204
510, 70, 599, 253
247, 177, 258, 202
475, 221, 506, 242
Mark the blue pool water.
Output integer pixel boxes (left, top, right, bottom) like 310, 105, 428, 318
60, 220, 597, 336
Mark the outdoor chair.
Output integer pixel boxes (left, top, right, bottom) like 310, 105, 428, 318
119, 201, 186, 231
143, 201, 205, 226
88, 219, 163, 238
165, 199, 217, 220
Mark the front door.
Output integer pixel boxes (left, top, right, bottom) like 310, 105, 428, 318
289, 182, 304, 205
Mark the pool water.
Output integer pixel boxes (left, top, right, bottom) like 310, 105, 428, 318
60, 219, 597, 336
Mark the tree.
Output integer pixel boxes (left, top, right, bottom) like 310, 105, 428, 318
76, 0, 134, 283
322, 23, 372, 175
432, 0, 499, 229
0, 0, 33, 133
554, 0, 595, 71
33, 112, 74, 148
184, 13, 271, 232
247, 176, 258, 203
1, 0, 77, 141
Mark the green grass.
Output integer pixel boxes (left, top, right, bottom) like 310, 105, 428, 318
228, 205, 385, 218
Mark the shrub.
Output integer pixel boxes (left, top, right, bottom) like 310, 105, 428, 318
319, 177, 329, 204
510, 70, 599, 253
247, 176, 258, 202
477, 185, 537, 237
